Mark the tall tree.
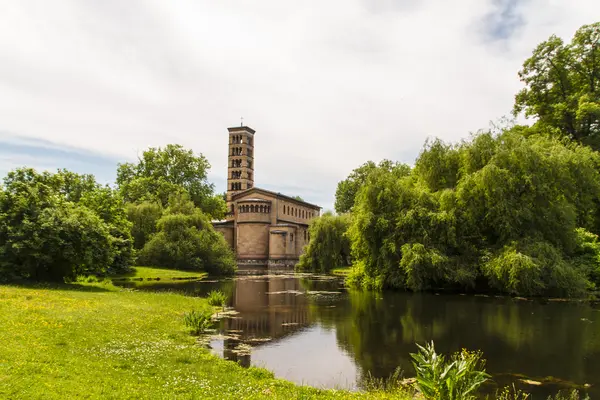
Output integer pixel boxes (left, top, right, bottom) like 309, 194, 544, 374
116, 144, 226, 219
514, 22, 600, 149
335, 160, 410, 214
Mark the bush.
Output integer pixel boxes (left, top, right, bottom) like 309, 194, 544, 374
0, 168, 133, 282
207, 290, 227, 308
137, 195, 236, 275
183, 309, 213, 335
297, 212, 352, 274
411, 341, 490, 400
0, 197, 113, 282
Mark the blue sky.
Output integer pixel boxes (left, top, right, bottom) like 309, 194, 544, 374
0, 1, 598, 211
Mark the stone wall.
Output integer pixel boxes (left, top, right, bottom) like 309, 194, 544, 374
237, 222, 270, 260
268, 225, 297, 259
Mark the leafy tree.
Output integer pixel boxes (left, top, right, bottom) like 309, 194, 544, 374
117, 144, 226, 219
297, 212, 352, 273
514, 22, 600, 149
137, 194, 235, 275
347, 128, 600, 296
0, 169, 114, 281
334, 160, 410, 214
291, 195, 304, 201
126, 201, 164, 249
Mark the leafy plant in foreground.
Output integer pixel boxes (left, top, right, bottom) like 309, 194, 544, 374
411, 341, 490, 400
183, 310, 213, 335
207, 290, 227, 308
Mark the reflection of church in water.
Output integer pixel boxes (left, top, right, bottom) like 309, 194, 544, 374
218, 275, 312, 367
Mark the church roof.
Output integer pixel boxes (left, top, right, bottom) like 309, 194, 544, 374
237, 198, 272, 203
232, 187, 321, 209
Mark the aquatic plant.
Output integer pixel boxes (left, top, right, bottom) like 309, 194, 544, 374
362, 367, 411, 393
548, 390, 590, 400
183, 309, 213, 335
496, 384, 530, 400
410, 341, 490, 400
207, 290, 227, 308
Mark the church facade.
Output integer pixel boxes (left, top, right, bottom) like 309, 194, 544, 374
212, 125, 321, 266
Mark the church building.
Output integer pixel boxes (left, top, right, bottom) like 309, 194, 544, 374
213, 125, 321, 266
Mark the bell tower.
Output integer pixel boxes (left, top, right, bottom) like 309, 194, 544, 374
226, 125, 255, 220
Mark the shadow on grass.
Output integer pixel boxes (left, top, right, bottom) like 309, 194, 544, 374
1, 280, 115, 293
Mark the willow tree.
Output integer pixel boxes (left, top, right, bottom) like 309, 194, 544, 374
297, 212, 352, 273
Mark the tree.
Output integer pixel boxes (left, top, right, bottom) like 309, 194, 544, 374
346, 128, 600, 296
514, 22, 600, 149
137, 194, 236, 275
0, 169, 114, 281
126, 201, 164, 249
117, 144, 226, 219
334, 160, 410, 214
297, 212, 352, 273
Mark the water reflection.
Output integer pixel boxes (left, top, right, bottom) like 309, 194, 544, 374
114, 273, 600, 397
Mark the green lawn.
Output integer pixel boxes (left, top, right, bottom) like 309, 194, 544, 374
112, 266, 208, 281
0, 281, 411, 399
331, 267, 352, 277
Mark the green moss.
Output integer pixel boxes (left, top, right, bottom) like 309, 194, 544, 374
0, 283, 413, 399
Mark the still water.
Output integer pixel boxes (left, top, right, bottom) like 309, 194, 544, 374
117, 270, 600, 398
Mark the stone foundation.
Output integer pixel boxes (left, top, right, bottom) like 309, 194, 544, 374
267, 258, 299, 268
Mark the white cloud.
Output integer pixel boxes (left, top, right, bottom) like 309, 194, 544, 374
0, 0, 598, 209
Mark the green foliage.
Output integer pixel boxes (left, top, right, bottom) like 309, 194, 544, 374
514, 23, 600, 150
334, 160, 410, 214
399, 243, 449, 291
297, 212, 352, 273
347, 128, 600, 296
126, 201, 163, 249
410, 341, 490, 400
547, 390, 590, 400
495, 385, 530, 400
116, 144, 226, 219
362, 367, 407, 393
207, 290, 227, 307
0, 168, 133, 282
137, 194, 236, 275
183, 309, 213, 335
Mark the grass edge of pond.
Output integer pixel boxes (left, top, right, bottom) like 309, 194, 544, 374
0, 281, 413, 399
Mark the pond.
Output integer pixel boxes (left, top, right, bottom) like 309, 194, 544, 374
115, 269, 600, 398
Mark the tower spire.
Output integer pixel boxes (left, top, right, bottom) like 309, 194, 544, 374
225, 125, 255, 220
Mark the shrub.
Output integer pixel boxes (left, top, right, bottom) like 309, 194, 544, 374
137, 195, 236, 275
411, 341, 490, 400
297, 212, 352, 274
207, 290, 227, 308
183, 309, 213, 335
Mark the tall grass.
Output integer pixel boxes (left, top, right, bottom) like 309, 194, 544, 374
207, 290, 227, 308
183, 309, 213, 335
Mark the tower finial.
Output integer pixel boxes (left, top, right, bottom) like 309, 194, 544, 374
241, 117, 244, 127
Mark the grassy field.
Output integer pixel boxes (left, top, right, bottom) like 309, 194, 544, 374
331, 267, 352, 277
0, 280, 411, 399
112, 266, 207, 281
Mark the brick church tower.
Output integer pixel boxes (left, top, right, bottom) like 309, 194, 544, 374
226, 125, 255, 220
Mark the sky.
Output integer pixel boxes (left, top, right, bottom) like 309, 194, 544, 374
0, 1, 598, 211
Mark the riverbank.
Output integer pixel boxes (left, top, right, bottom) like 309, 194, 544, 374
111, 265, 208, 281
0, 280, 412, 399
